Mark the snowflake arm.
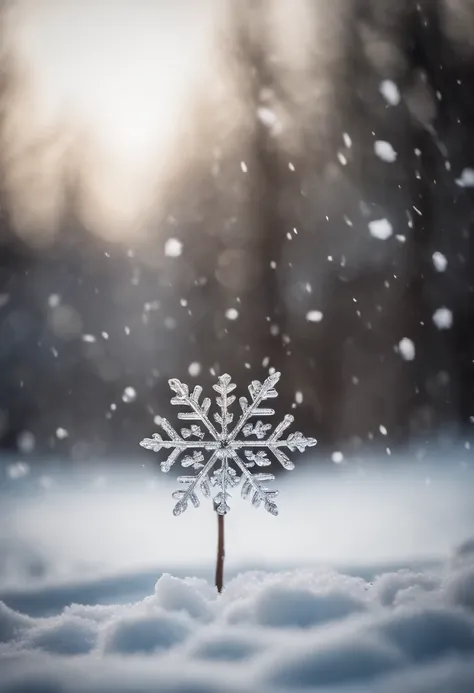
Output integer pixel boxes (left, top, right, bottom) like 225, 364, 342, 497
172, 449, 221, 516
140, 418, 218, 472
211, 457, 240, 515
229, 448, 279, 516
228, 372, 280, 443
169, 378, 220, 440
236, 413, 316, 470
212, 374, 236, 438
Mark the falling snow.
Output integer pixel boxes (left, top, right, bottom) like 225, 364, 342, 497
164, 317, 177, 330
17, 431, 35, 453
338, 152, 348, 165
455, 168, 474, 187
379, 79, 401, 106
6, 461, 30, 479
306, 310, 323, 323
433, 307, 453, 330
399, 338, 416, 361
257, 106, 279, 130
374, 140, 397, 163
188, 362, 202, 377
225, 308, 239, 320
122, 386, 137, 403
164, 238, 183, 257
432, 251, 448, 272
369, 218, 393, 240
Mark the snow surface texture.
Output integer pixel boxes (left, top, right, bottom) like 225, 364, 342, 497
1, 543, 474, 692
1, 461, 474, 692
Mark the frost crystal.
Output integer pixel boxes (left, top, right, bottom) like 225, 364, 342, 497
140, 372, 317, 516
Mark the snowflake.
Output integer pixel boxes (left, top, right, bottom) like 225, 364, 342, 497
140, 372, 317, 516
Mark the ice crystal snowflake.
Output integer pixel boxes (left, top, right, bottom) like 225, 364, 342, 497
140, 372, 317, 516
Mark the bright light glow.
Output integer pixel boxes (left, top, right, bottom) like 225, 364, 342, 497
4, 0, 224, 240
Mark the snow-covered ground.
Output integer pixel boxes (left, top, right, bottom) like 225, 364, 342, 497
1, 456, 474, 692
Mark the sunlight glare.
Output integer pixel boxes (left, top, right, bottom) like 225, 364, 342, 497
6, 0, 222, 240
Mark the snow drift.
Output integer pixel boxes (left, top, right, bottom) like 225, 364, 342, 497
1, 546, 474, 692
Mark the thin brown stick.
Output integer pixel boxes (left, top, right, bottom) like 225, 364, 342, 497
215, 510, 225, 593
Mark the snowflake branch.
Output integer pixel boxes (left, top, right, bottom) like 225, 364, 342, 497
140, 435, 218, 451
172, 449, 221, 516
229, 449, 279, 516
211, 456, 239, 514
213, 374, 236, 438
268, 414, 294, 443
229, 413, 316, 470
232, 414, 293, 449
140, 417, 218, 472
169, 379, 220, 440
228, 371, 281, 443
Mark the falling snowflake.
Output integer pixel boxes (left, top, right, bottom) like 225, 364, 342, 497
140, 372, 316, 516
374, 140, 397, 163
379, 80, 400, 106
455, 168, 474, 188
164, 238, 183, 257
369, 218, 393, 240
432, 252, 448, 272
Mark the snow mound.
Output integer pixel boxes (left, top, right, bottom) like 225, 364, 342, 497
0, 601, 33, 643
1, 553, 474, 692
100, 611, 191, 655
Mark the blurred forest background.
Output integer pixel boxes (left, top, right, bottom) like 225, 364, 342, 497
1, 0, 474, 464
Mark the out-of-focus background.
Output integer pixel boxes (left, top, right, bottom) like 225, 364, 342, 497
1, 0, 474, 464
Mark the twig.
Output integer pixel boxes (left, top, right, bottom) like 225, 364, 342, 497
214, 505, 225, 593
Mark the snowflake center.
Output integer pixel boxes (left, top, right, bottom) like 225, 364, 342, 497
219, 437, 230, 450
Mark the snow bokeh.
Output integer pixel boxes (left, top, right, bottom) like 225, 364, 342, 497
368, 218, 393, 240
164, 238, 183, 258
306, 310, 324, 323
374, 141, 397, 163
379, 80, 401, 106
433, 308, 453, 330
398, 338, 416, 361
226, 308, 239, 321
432, 252, 448, 273
455, 168, 474, 188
